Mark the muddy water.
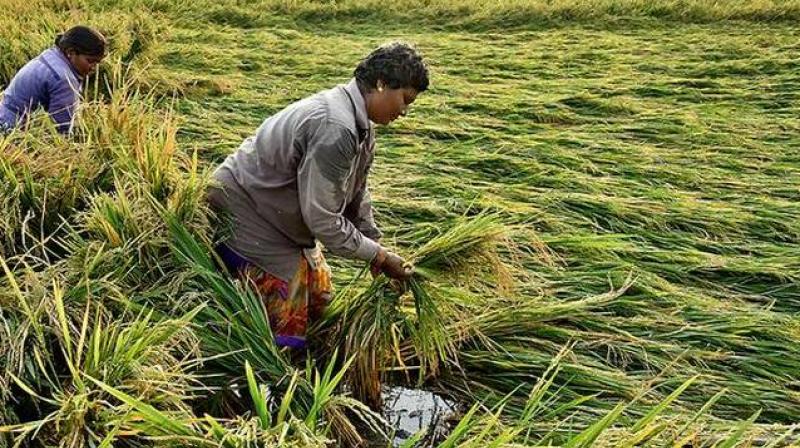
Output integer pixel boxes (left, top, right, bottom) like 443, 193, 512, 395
381, 386, 458, 446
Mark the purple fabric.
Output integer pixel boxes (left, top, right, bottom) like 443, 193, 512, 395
0, 47, 83, 134
215, 242, 252, 274
274, 335, 306, 349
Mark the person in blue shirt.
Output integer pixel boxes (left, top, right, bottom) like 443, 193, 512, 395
0, 26, 106, 134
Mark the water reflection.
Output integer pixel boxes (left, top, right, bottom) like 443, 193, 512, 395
382, 386, 457, 446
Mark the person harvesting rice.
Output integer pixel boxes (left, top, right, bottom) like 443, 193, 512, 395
209, 42, 429, 349
0, 25, 106, 135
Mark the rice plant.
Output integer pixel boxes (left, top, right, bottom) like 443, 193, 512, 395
0, 255, 200, 447
320, 212, 526, 407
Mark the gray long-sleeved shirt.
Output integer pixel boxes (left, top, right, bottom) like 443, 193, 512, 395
209, 78, 382, 281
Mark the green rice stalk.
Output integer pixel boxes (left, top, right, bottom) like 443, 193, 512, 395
325, 212, 516, 408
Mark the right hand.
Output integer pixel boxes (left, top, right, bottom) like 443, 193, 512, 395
372, 249, 414, 281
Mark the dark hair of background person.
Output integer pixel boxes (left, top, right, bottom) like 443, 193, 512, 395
55, 26, 107, 57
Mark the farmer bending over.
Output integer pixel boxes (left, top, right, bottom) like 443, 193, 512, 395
208, 42, 428, 349
0, 25, 106, 135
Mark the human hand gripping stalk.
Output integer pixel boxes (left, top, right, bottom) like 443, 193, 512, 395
370, 248, 415, 291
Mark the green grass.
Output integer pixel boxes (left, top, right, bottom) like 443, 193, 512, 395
3, 0, 800, 446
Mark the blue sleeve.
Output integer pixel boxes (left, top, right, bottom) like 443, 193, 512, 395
46, 75, 80, 134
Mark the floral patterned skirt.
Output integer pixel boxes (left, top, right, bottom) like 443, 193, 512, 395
216, 244, 332, 349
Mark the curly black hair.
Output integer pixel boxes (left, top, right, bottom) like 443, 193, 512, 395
354, 42, 429, 93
